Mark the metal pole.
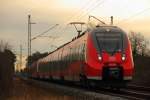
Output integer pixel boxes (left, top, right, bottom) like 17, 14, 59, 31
28, 14, 36, 67
20, 44, 22, 71
111, 16, 113, 25
29, 21, 31, 59
28, 15, 30, 67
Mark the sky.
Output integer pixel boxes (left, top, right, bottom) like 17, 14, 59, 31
1, 0, 150, 57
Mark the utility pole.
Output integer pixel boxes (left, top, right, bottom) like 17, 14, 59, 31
28, 14, 36, 67
28, 15, 30, 67
110, 16, 113, 25
20, 44, 22, 71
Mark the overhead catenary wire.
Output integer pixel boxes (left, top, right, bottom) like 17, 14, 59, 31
31, 0, 108, 54
65, 0, 102, 24
57, 0, 102, 34
64, 0, 93, 24
61, 0, 107, 34
77, 0, 108, 21
31, 24, 59, 40
55, 0, 99, 37
116, 7, 150, 25
49, 0, 107, 46
57, 0, 105, 39
75, 0, 104, 21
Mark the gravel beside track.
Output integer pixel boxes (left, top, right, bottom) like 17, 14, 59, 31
22, 78, 127, 100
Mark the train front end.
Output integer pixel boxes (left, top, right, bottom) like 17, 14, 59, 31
86, 26, 134, 87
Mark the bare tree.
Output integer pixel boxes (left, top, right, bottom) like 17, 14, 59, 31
0, 40, 11, 52
128, 31, 149, 56
0, 40, 16, 96
26, 51, 48, 67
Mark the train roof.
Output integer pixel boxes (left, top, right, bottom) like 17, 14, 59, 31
37, 25, 126, 63
48, 31, 86, 54
91, 26, 126, 34
48, 26, 125, 54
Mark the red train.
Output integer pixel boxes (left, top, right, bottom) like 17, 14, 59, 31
27, 25, 134, 88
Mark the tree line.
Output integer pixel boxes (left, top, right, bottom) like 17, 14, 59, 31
26, 51, 48, 67
0, 41, 16, 96
128, 31, 150, 57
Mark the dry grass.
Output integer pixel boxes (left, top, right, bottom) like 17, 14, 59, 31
4, 78, 74, 100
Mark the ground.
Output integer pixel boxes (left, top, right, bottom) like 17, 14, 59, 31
1, 77, 74, 100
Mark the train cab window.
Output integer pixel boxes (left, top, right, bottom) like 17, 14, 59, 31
96, 33, 124, 54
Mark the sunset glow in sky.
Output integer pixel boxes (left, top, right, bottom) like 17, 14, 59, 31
1, 0, 150, 55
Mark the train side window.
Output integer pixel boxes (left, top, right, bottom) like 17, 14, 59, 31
69, 48, 72, 65
74, 47, 77, 61
67, 48, 70, 67
73, 47, 76, 61
78, 45, 81, 61
43, 62, 45, 72
41, 63, 43, 72
63, 49, 66, 69
45, 62, 48, 72
69, 48, 72, 63
51, 55, 54, 72
62, 49, 65, 70
60, 48, 63, 71
79, 45, 83, 61
83, 43, 86, 61
56, 52, 59, 71
81, 43, 85, 61
66, 48, 68, 67
58, 51, 61, 71
71, 48, 73, 62
64, 49, 67, 68
40, 63, 43, 72
49, 56, 51, 72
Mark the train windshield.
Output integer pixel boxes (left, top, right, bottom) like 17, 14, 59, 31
96, 32, 123, 53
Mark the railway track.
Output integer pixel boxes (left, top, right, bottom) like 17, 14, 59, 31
127, 84, 150, 92
120, 85, 150, 100
22, 77, 150, 100
119, 89, 150, 100
91, 84, 150, 100
53, 81, 150, 100
54, 81, 150, 100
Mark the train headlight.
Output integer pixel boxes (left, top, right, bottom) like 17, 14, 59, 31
122, 54, 126, 61
98, 55, 102, 61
